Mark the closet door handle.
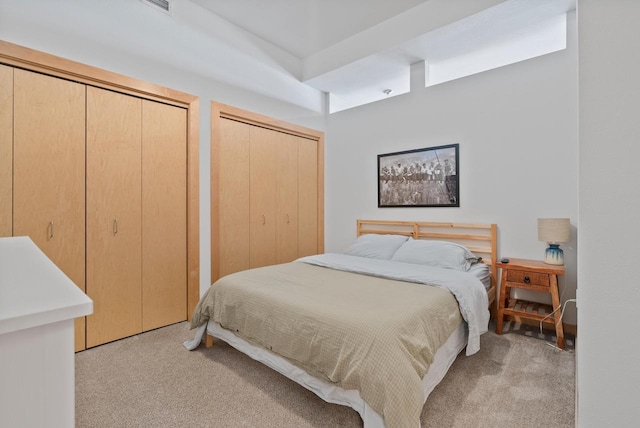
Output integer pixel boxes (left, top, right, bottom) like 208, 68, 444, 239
49, 221, 54, 239
113, 218, 118, 235
262, 214, 266, 226
286, 214, 290, 224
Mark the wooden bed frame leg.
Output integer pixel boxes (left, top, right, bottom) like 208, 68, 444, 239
204, 333, 214, 348
490, 301, 497, 321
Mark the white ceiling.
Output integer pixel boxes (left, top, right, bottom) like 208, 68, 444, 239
190, 0, 427, 59
188, 0, 575, 112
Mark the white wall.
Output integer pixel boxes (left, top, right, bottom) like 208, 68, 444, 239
577, 0, 640, 425
0, 0, 327, 295
326, 13, 578, 323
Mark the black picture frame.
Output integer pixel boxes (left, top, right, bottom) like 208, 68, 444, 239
378, 143, 459, 207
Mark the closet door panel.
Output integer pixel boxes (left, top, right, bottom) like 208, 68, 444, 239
0, 65, 12, 237
13, 69, 86, 351
219, 118, 250, 277
141, 100, 187, 331
249, 126, 277, 268
86, 87, 142, 348
276, 133, 298, 264
298, 138, 319, 257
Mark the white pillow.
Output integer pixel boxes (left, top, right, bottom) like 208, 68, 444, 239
344, 234, 409, 260
391, 238, 478, 271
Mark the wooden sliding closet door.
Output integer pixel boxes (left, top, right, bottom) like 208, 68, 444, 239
218, 118, 250, 277
275, 134, 298, 264
0, 65, 12, 237
141, 100, 187, 331
86, 87, 142, 348
212, 103, 323, 282
249, 126, 277, 268
13, 69, 87, 351
298, 137, 319, 257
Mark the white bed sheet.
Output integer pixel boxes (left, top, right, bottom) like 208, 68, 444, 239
185, 321, 466, 428
469, 262, 492, 290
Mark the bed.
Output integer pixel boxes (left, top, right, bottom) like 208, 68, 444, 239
185, 220, 497, 428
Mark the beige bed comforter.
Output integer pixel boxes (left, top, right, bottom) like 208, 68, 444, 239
191, 260, 464, 428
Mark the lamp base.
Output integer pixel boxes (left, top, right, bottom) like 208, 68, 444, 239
544, 243, 564, 265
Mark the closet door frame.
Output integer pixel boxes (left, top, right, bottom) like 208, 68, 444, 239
0, 40, 200, 320
0, 65, 12, 237
210, 101, 325, 282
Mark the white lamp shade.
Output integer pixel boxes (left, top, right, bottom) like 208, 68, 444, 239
537, 218, 570, 243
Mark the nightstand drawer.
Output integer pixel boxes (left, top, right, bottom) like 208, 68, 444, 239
506, 270, 550, 287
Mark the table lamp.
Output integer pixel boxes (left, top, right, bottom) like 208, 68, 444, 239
537, 218, 570, 265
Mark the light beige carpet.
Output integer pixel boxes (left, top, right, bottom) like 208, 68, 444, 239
76, 322, 575, 427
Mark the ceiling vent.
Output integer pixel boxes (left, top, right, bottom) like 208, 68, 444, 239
140, 0, 172, 16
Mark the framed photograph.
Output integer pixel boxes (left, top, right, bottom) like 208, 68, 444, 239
378, 143, 459, 207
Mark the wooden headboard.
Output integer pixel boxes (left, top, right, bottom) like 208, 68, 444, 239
356, 219, 498, 312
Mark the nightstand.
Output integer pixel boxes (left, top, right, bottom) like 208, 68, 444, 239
496, 258, 566, 349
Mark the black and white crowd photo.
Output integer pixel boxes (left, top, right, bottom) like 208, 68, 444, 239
378, 144, 459, 207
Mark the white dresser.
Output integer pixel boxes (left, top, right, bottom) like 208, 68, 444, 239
0, 236, 93, 427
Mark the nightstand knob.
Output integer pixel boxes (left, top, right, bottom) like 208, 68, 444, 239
524, 276, 531, 284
